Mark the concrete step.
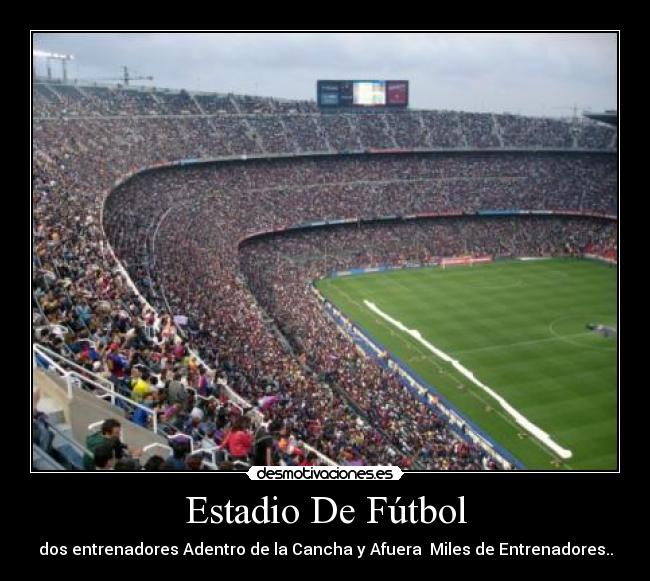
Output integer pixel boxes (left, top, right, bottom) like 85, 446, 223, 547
37, 396, 65, 425
51, 423, 85, 469
33, 444, 65, 470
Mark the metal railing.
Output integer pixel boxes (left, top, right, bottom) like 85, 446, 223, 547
34, 343, 158, 434
35, 339, 337, 468
142, 435, 221, 470
34, 343, 114, 390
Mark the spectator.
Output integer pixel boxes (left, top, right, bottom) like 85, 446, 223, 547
144, 455, 166, 471
164, 438, 191, 470
219, 416, 254, 461
254, 419, 282, 466
186, 455, 205, 471
84, 419, 127, 470
94, 439, 119, 471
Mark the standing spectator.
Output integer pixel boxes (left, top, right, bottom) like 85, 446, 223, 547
254, 419, 282, 466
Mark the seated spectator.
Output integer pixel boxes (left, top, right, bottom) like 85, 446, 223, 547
84, 419, 127, 470
164, 438, 191, 470
94, 439, 119, 471
186, 455, 205, 471
130, 368, 153, 402
33, 411, 54, 454
144, 455, 166, 471
114, 457, 141, 471
131, 392, 156, 427
219, 416, 254, 461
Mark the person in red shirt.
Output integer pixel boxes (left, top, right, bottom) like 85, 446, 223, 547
172, 339, 187, 362
219, 416, 253, 461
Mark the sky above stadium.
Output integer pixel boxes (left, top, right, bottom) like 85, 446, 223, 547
33, 32, 618, 117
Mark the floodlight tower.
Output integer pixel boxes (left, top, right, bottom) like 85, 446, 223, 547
33, 50, 75, 82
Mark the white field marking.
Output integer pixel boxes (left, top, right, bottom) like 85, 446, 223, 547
363, 299, 573, 460
453, 330, 595, 356
325, 285, 571, 467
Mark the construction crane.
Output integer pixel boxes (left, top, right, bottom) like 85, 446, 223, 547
75, 67, 154, 86
119, 66, 153, 86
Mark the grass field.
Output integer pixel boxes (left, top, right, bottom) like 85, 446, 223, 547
315, 258, 617, 470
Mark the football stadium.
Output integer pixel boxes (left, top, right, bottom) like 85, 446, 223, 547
32, 35, 618, 471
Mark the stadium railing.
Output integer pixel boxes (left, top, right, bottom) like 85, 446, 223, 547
34, 344, 159, 434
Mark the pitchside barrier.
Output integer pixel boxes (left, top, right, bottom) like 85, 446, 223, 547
440, 255, 493, 268
583, 253, 618, 265
327, 256, 493, 278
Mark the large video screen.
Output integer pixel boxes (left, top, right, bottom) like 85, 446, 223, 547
353, 81, 386, 106
317, 80, 408, 108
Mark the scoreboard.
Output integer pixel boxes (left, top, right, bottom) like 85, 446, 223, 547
317, 80, 409, 108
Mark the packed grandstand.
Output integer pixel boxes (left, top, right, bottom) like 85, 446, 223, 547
32, 82, 617, 471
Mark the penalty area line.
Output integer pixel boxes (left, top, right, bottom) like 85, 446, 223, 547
363, 299, 573, 460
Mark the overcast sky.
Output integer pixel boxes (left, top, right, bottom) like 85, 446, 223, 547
33, 32, 617, 117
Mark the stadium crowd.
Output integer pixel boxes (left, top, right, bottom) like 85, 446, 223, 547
239, 216, 616, 464
34, 82, 616, 154
32, 83, 617, 470
101, 153, 616, 469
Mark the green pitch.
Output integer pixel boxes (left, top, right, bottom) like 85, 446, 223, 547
315, 258, 617, 470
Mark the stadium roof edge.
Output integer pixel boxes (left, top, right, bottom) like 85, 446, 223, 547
583, 111, 617, 126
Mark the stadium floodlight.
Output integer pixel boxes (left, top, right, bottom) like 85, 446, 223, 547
33, 50, 74, 81
33, 50, 74, 60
